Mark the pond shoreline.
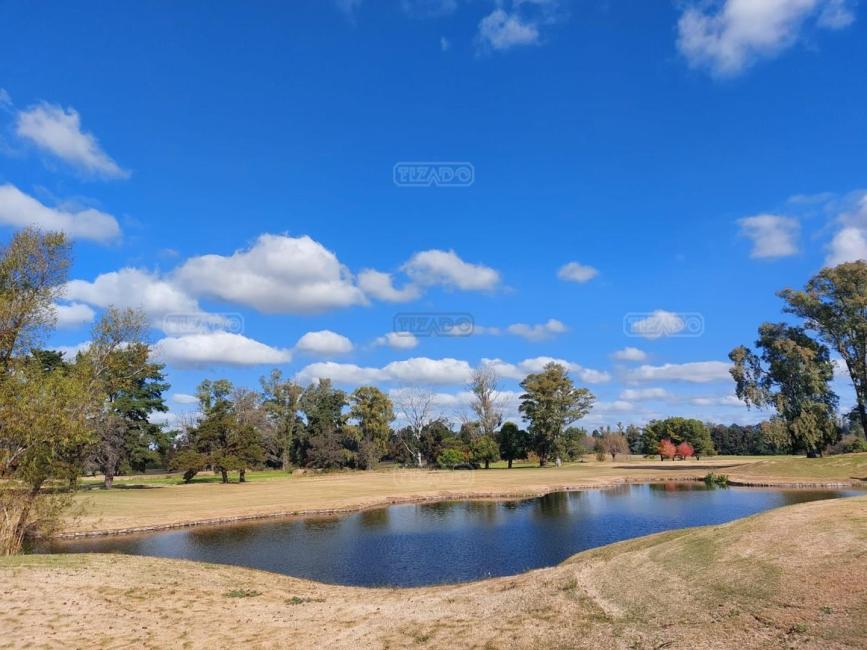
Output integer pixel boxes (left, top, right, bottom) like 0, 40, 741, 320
54, 474, 864, 539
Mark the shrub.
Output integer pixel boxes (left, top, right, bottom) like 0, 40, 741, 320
676, 441, 694, 460
436, 448, 466, 469
827, 434, 867, 455
703, 472, 729, 487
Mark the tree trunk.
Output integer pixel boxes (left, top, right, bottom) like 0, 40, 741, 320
239, 468, 246, 482
484, 460, 490, 469
220, 468, 228, 483
104, 473, 114, 489
508, 459, 513, 469
11, 482, 43, 554
858, 398, 867, 440
539, 456, 547, 467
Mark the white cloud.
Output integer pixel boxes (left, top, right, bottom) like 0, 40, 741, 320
482, 356, 610, 384
0, 184, 121, 243
65, 268, 200, 321
296, 361, 386, 386
53, 302, 95, 329
620, 387, 670, 401
15, 102, 129, 178
358, 269, 421, 302
738, 214, 799, 258
477, 8, 540, 51
153, 331, 292, 368
593, 400, 635, 413
294, 330, 353, 356
827, 227, 867, 265
296, 357, 475, 387
627, 310, 687, 339
440, 36, 451, 51
612, 347, 647, 362
374, 331, 419, 350
826, 195, 867, 265
627, 361, 732, 383
677, 0, 856, 77
506, 318, 567, 342
557, 261, 598, 283
174, 234, 367, 314
402, 249, 500, 291
171, 393, 199, 405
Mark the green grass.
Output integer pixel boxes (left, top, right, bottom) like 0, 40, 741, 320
730, 452, 867, 481
79, 468, 295, 488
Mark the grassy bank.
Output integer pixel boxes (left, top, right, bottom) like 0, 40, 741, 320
60, 455, 867, 536
4, 495, 866, 649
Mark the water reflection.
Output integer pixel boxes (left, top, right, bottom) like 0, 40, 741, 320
41, 485, 861, 588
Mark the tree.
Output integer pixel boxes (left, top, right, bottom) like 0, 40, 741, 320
624, 424, 642, 454
730, 322, 837, 456
676, 441, 694, 460
657, 438, 676, 461
0, 229, 98, 554
0, 228, 70, 370
779, 262, 867, 435
641, 418, 715, 459
519, 362, 595, 466
0, 356, 96, 553
497, 422, 530, 468
470, 435, 500, 469
84, 307, 169, 488
350, 386, 394, 469
601, 432, 629, 461
393, 387, 434, 467
468, 367, 502, 438
299, 379, 350, 469
259, 370, 302, 470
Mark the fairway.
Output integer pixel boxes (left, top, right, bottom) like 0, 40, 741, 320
62, 455, 867, 536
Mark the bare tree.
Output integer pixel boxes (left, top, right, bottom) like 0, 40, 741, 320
393, 386, 433, 467
468, 366, 502, 438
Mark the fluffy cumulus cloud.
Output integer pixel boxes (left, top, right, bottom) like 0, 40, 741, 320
557, 261, 598, 283
612, 347, 647, 362
626, 361, 731, 383
296, 357, 475, 386
173, 234, 367, 314
357, 269, 422, 303
826, 194, 867, 265
153, 331, 292, 368
0, 184, 121, 243
15, 102, 129, 178
402, 249, 500, 291
65, 268, 201, 321
738, 214, 799, 258
677, 0, 856, 77
481, 356, 610, 384
53, 302, 96, 328
294, 329, 353, 356
506, 318, 567, 342
374, 331, 419, 350
626, 310, 695, 339
171, 393, 199, 405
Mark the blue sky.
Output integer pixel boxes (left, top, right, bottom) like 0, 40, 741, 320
1, 0, 866, 429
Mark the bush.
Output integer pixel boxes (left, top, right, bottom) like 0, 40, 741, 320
703, 472, 729, 488
436, 448, 466, 469
827, 434, 867, 455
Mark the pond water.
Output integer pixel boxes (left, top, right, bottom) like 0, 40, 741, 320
41, 484, 861, 587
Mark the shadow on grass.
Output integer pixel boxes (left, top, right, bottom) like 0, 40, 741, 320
613, 463, 742, 471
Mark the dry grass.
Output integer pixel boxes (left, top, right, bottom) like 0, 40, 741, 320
3, 495, 865, 649
60, 456, 867, 536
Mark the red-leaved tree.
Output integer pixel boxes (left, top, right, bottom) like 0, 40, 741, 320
676, 441, 694, 460
658, 438, 676, 461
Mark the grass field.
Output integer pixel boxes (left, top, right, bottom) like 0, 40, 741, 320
62, 454, 867, 536
4, 495, 866, 649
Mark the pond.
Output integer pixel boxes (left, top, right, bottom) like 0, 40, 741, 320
40, 483, 862, 587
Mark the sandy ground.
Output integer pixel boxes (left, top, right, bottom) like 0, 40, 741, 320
63, 456, 867, 537
3, 495, 866, 649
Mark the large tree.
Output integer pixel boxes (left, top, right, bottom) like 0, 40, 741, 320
393, 386, 434, 467
497, 422, 529, 468
468, 366, 502, 438
779, 262, 867, 435
85, 307, 169, 488
299, 379, 350, 469
349, 386, 394, 469
0, 229, 97, 553
730, 322, 837, 456
519, 362, 595, 466
259, 369, 303, 470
